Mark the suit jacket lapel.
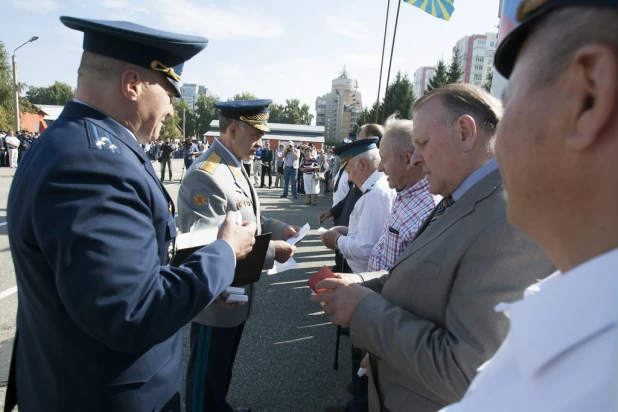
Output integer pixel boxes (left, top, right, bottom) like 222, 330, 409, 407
210, 140, 261, 234
211, 140, 252, 199
241, 166, 260, 222
391, 169, 503, 271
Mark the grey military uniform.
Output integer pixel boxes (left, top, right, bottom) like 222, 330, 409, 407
178, 138, 287, 327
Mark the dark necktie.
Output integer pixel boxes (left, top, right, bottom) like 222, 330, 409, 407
427, 195, 455, 227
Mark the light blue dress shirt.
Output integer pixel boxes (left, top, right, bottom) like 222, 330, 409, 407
452, 158, 498, 201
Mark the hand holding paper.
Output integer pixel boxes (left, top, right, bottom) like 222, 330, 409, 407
286, 223, 310, 246
274, 241, 295, 263
218, 212, 256, 260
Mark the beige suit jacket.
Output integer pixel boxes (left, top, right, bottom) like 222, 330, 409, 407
177, 139, 287, 327
351, 169, 554, 411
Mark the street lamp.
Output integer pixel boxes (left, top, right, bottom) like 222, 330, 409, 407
12, 36, 39, 132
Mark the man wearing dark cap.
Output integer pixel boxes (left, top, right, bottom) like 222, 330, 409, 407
178, 99, 300, 412
319, 124, 384, 273
441, 1, 618, 411
5, 17, 257, 412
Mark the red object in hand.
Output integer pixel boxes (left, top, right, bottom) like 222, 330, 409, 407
308, 266, 337, 293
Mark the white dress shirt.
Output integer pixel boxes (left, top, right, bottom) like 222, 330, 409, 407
441, 247, 618, 412
337, 170, 396, 273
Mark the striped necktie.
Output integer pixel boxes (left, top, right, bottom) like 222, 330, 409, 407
427, 195, 455, 227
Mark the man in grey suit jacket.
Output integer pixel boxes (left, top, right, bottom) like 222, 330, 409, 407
314, 84, 555, 412
178, 100, 300, 412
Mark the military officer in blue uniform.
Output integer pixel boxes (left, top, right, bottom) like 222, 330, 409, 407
5, 17, 257, 412
178, 100, 299, 412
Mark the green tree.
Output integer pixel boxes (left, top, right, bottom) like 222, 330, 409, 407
230, 92, 258, 101
447, 46, 464, 84
426, 59, 449, 93
26, 81, 75, 105
0, 40, 15, 130
356, 101, 383, 129
258, 99, 313, 125
268, 103, 286, 123
194, 93, 219, 136
161, 99, 186, 140
483, 71, 493, 93
381, 71, 416, 120
282, 98, 313, 125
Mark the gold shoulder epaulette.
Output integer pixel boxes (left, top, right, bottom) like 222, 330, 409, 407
228, 165, 242, 180
200, 152, 222, 174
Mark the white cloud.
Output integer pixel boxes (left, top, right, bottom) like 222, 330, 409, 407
153, 0, 285, 39
325, 16, 367, 40
100, 0, 149, 15
4, 0, 60, 13
342, 53, 383, 70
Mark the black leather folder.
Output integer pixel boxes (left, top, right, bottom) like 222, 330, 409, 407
171, 232, 272, 287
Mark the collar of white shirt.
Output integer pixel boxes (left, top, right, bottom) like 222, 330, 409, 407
73, 99, 138, 142
360, 170, 383, 193
496, 247, 618, 378
214, 138, 242, 168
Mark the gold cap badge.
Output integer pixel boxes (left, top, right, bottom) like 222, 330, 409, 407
516, 0, 550, 22
150, 60, 181, 82
240, 112, 270, 132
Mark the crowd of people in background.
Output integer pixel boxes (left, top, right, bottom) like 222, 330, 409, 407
0, 130, 39, 168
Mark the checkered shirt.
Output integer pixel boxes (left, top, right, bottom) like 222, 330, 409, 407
368, 179, 438, 272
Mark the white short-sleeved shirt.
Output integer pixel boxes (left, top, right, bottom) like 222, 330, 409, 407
337, 170, 396, 273
441, 248, 618, 412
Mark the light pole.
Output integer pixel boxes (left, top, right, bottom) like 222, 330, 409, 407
12, 36, 39, 132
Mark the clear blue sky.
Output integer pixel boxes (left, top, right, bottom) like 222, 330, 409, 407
1, 0, 499, 122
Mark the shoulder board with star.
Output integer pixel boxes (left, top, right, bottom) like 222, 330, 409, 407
85, 122, 120, 154
200, 152, 222, 174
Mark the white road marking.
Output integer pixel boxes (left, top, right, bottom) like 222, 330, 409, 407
0, 222, 6, 227
0, 286, 17, 300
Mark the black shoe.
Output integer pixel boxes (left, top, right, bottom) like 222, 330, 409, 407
293, 196, 298, 199
280, 195, 288, 198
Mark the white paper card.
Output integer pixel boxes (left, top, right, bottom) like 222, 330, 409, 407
176, 212, 244, 250
286, 223, 310, 246
217, 211, 243, 227
267, 257, 299, 275
317, 227, 329, 234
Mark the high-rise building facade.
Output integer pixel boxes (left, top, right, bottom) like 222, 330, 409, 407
180, 83, 208, 109
455, 32, 498, 88
315, 68, 363, 143
413, 66, 436, 97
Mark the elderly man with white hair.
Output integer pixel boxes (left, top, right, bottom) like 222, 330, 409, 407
320, 137, 395, 274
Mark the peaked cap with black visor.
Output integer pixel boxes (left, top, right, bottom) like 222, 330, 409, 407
494, 0, 618, 79
60, 16, 208, 97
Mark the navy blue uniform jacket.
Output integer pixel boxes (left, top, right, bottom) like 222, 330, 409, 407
6, 102, 236, 411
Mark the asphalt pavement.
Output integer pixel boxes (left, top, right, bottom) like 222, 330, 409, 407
0, 159, 351, 411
